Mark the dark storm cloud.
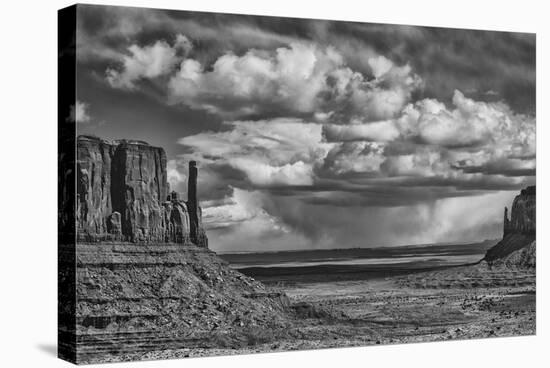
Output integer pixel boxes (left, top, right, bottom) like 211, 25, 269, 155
75, 4, 536, 250
317, 22, 535, 114
76, 4, 535, 114
76, 5, 304, 66
456, 165, 536, 177
248, 174, 533, 206
227, 190, 516, 250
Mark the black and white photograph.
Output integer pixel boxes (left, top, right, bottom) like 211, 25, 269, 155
54, 3, 540, 364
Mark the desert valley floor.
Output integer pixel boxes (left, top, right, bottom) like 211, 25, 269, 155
98, 260, 535, 363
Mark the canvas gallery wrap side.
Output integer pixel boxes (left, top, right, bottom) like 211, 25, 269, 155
58, 3, 536, 364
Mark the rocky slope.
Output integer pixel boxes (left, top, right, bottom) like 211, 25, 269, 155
70, 242, 293, 364
491, 241, 536, 269
75, 135, 207, 247
485, 186, 536, 266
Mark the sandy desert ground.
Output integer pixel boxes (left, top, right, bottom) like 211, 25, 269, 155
282, 263, 535, 346
104, 261, 534, 363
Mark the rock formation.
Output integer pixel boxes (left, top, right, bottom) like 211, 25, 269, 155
187, 161, 208, 248
59, 136, 295, 364
77, 136, 115, 238
503, 207, 510, 237
492, 241, 536, 268
75, 135, 208, 247
111, 139, 168, 242
485, 186, 536, 265
503, 186, 536, 236
71, 243, 291, 364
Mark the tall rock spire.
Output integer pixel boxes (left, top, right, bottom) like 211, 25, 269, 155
186, 161, 208, 247
187, 161, 198, 232
188, 161, 198, 204
503, 206, 510, 237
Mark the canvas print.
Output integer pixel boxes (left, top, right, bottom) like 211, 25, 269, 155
58, 4, 536, 364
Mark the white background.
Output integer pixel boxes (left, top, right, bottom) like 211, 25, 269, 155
0, 0, 547, 367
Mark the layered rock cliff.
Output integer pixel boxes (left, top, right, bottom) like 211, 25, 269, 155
75, 135, 207, 247
485, 186, 536, 265
71, 243, 291, 364
503, 186, 536, 236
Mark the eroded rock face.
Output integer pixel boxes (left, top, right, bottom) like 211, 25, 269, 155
486, 186, 536, 264
107, 212, 121, 237
492, 241, 536, 269
74, 135, 208, 247
77, 136, 114, 237
163, 198, 191, 243
111, 140, 168, 242
506, 186, 536, 236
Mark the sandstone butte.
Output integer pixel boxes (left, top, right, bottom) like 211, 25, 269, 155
75, 135, 208, 247
58, 135, 293, 364
485, 185, 536, 267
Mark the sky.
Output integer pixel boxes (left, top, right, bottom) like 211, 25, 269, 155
75, 4, 536, 252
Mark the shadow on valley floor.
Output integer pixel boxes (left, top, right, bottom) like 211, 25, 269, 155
237, 260, 484, 285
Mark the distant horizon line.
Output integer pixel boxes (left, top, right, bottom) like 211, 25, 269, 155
216, 238, 499, 255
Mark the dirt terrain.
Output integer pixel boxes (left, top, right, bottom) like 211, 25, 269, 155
283, 262, 535, 346
91, 260, 534, 363
72, 243, 293, 364
72, 236, 535, 364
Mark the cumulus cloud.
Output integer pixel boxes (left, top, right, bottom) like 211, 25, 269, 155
167, 159, 187, 193
175, 89, 535, 201
339, 62, 422, 123
229, 158, 314, 186
168, 42, 349, 117
75, 6, 536, 250
178, 118, 333, 187
170, 42, 421, 121
76, 6, 302, 66
202, 188, 307, 252
106, 35, 192, 89
321, 141, 385, 175
202, 187, 284, 230
398, 90, 535, 148
317, 90, 535, 182
380, 150, 447, 177
67, 100, 91, 123
388, 90, 536, 178
104, 33, 422, 122
323, 121, 400, 142
368, 55, 394, 78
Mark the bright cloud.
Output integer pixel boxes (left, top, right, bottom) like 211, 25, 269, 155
202, 187, 303, 252
323, 121, 400, 142
68, 100, 91, 123
76, 7, 536, 251
167, 159, 187, 193
168, 42, 350, 117
202, 187, 283, 230
106, 35, 191, 89
106, 35, 422, 121
178, 118, 333, 186
322, 141, 386, 175
398, 90, 535, 150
